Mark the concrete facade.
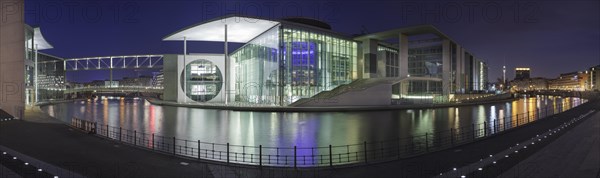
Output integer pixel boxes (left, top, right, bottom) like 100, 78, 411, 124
354, 25, 488, 98
0, 0, 25, 118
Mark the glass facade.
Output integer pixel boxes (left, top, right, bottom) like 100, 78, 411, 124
37, 53, 66, 102
25, 27, 34, 104
378, 45, 399, 77
408, 44, 443, 78
231, 26, 280, 104
181, 59, 223, 102
404, 39, 444, 96
230, 24, 358, 106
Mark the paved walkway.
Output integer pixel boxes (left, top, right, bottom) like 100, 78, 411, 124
0, 100, 598, 178
0, 109, 214, 178
0, 164, 21, 178
499, 110, 600, 178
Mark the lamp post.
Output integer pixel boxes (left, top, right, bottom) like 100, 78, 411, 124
224, 24, 229, 105
183, 36, 187, 103
34, 44, 38, 105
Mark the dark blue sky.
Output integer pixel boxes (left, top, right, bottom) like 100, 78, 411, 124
26, 0, 599, 83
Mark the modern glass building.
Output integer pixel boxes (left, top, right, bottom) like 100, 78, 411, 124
163, 15, 488, 106
164, 16, 357, 106
36, 52, 66, 102
230, 22, 357, 105
24, 25, 55, 105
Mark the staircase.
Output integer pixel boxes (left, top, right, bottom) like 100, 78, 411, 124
289, 78, 403, 106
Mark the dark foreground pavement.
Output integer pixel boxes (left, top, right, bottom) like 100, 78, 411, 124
0, 109, 213, 178
1, 100, 599, 178
498, 109, 600, 177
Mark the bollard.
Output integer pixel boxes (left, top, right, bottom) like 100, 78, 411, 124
119, 127, 122, 142
484, 121, 487, 136
173, 137, 176, 155
294, 146, 297, 168
227, 143, 230, 164
134, 130, 137, 146
329, 145, 333, 167
259, 145, 262, 167
198, 140, 201, 160
152, 133, 155, 150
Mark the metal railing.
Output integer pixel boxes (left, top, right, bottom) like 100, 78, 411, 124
70, 101, 584, 168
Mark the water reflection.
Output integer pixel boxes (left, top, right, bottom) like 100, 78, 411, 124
42, 95, 585, 147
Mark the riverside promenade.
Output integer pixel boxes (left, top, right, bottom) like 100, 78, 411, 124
0, 99, 598, 178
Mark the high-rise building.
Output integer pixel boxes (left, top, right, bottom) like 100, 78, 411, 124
515, 68, 531, 80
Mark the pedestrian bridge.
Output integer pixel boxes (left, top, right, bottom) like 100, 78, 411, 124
61, 55, 164, 71
64, 86, 163, 94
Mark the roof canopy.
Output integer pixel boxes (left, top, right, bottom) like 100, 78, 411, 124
353, 25, 454, 42
33, 27, 53, 50
163, 16, 280, 43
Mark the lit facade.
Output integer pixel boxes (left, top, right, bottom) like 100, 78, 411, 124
162, 16, 488, 106
24, 25, 57, 104
36, 53, 65, 101
354, 26, 489, 102
515, 68, 531, 80
548, 72, 588, 91
230, 24, 357, 105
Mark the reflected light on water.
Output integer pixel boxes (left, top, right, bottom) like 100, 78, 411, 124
42, 96, 584, 147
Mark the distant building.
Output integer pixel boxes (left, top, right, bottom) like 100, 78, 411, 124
87, 80, 105, 87
511, 77, 548, 91
120, 76, 153, 87
152, 71, 164, 88
548, 72, 588, 91
515, 68, 531, 80
104, 81, 119, 88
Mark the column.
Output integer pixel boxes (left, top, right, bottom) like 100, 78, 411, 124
224, 24, 229, 105
399, 33, 409, 97
442, 39, 451, 96
455, 45, 463, 93
183, 36, 187, 103
34, 44, 38, 104
360, 39, 378, 78
398, 33, 409, 78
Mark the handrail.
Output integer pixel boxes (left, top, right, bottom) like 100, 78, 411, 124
69, 99, 586, 167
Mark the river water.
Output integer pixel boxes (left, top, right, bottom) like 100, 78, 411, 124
41, 95, 584, 148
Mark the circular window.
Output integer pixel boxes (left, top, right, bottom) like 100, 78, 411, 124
180, 59, 223, 102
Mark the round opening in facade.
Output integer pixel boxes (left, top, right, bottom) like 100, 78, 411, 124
180, 59, 223, 102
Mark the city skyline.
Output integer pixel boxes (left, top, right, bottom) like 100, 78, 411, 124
2, 0, 599, 177
24, 0, 600, 82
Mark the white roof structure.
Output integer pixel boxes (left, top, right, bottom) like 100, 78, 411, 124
33, 27, 53, 50
163, 16, 280, 43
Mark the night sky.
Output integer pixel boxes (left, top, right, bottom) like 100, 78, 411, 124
25, 0, 599, 83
